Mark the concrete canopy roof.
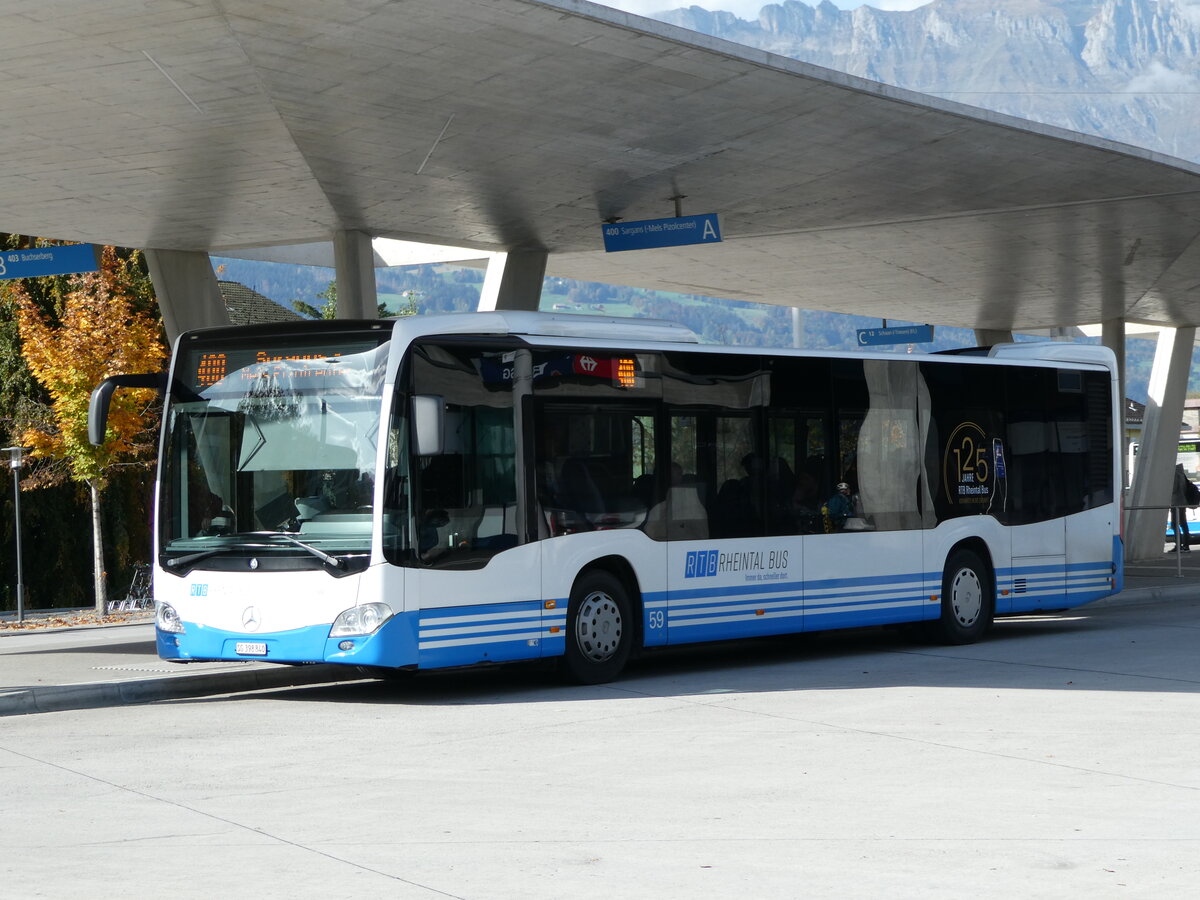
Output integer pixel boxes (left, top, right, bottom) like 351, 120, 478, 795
3, 0, 1200, 331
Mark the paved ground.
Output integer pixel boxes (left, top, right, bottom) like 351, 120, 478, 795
1, 550, 1198, 717
2, 569, 1200, 898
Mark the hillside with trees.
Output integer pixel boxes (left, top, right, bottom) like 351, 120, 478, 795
214, 256, 1165, 402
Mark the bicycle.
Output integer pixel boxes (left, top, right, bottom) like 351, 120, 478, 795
107, 563, 153, 614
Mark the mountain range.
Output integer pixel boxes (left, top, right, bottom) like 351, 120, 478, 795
658, 0, 1200, 163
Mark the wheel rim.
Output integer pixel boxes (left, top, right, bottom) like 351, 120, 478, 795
950, 567, 982, 626
575, 589, 623, 662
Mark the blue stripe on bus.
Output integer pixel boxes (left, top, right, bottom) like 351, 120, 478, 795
997, 558, 1116, 613
432, 554, 1119, 662
666, 569, 933, 641
417, 599, 566, 668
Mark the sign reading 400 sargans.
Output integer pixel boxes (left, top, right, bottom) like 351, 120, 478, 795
602, 214, 721, 252
0, 244, 99, 281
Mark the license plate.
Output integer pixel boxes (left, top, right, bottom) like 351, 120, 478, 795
235, 642, 268, 656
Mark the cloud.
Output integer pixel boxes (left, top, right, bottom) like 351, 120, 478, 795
1177, 1, 1200, 27
1125, 60, 1199, 94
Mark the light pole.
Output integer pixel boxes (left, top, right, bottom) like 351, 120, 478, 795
3, 446, 27, 624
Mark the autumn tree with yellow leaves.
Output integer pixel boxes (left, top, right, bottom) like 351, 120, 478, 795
5, 246, 166, 615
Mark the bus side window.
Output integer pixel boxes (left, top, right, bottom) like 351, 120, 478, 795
712, 416, 762, 538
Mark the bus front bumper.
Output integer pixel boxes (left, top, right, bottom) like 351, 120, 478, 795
157, 611, 418, 669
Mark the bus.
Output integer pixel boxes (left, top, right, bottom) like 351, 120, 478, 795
1126, 436, 1200, 542
89, 311, 1123, 684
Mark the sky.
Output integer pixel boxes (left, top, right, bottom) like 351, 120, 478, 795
603, 1, 932, 18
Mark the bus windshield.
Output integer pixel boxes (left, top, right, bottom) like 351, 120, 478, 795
161, 332, 390, 558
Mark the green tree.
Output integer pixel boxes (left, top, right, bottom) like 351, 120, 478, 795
296, 280, 411, 319
5, 246, 166, 614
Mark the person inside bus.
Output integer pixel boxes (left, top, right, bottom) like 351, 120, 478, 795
766, 457, 797, 533
1170, 463, 1193, 552
716, 452, 765, 538
198, 491, 234, 536
418, 507, 451, 561
186, 463, 235, 535
825, 481, 853, 531
791, 470, 822, 533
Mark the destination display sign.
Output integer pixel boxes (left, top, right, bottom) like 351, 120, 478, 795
602, 213, 722, 252
0, 244, 99, 281
181, 334, 389, 393
478, 353, 641, 389
856, 325, 935, 346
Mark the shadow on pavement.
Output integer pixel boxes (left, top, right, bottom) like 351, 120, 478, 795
164, 602, 1200, 711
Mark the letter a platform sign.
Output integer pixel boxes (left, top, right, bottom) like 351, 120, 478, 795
0, 244, 99, 281
602, 214, 722, 253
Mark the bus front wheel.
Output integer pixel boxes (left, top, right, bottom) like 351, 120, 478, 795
563, 570, 633, 684
937, 549, 993, 645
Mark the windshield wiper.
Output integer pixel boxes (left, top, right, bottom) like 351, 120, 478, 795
166, 532, 346, 571
165, 547, 228, 568
272, 533, 345, 570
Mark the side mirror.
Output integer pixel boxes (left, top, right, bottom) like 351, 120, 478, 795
411, 395, 444, 456
88, 373, 165, 446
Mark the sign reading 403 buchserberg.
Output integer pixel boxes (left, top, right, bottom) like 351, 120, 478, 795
0, 244, 99, 281
602, 213, 722, 253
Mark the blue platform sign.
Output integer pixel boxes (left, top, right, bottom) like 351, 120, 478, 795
0, 244, 99, 281
602, 213, 721, 252
856, 324, 934, 346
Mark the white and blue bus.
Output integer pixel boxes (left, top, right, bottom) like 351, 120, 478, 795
1126, 436, 1200, 543
90, 312, 1123, 683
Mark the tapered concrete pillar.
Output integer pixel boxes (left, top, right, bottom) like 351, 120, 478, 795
1127, 326, 1195, 560
144, 248, 230, 345
974, 329, 1013, 346
477, 250, 547, 311
333, 230, 378, 318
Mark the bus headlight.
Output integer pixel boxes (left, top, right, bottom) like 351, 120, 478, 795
330, 602, 392, 637
156, 602, 185, 634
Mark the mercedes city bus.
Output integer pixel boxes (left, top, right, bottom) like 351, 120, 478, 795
89, 311, 1122, 683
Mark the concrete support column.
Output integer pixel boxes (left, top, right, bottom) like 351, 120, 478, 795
477, 250, 547, 312
333, 230, 378, 318
1127, 326, 1195, 560
144, 248, 230, 345
791, 308, 804, 349
974, 329, 1013, 346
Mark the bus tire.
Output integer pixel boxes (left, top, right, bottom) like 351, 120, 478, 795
563, 570, 633, 684
937, 548, 993, 645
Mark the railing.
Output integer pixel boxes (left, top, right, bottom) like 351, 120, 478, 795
1124, 505, 1189, 576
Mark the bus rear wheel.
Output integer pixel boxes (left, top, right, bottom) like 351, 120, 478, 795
563, 570, 633, 684
937, 548, 993, 645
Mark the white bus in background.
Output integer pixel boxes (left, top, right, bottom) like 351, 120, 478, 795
90, 312, 1123, 683
1126, 436, 1200, 542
